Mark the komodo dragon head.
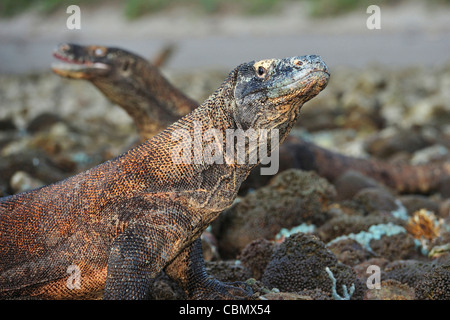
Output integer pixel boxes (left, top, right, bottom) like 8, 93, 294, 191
162, 55, 329, 177
229, 55, 329, 135
52, 43, 142, 80
52, 43, 198, 137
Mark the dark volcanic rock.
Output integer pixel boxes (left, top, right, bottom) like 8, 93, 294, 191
212, 169, 336, 258
327, 238, 373, 266
415, 265, 450, 300
239, 239, 277, 280
261, 233, 365, 300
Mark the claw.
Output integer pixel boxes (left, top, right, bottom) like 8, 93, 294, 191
190, 279, 254, 300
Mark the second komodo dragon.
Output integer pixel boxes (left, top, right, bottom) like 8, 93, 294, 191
52, 44, 197, 139
0, 55, 329, 299
52, 44, 450, 194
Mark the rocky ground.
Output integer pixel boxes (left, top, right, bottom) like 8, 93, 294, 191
0, 57, 449, 299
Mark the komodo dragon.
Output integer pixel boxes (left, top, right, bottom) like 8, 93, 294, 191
52, 44, 450, 195
52, 43, 198, 139
0, 55, 330, 299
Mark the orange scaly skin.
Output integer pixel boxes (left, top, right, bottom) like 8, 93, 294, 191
1, 55, 329, 299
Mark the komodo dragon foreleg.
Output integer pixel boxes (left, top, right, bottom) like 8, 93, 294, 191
103, 208, 189, 299
165, 238, 252, 299
103, 205, 252, 300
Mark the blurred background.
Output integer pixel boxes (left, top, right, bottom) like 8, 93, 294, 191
1, 0, 450, 72
0, 0, 450, 196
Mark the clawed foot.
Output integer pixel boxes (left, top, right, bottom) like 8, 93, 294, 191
190, 278, 254, 300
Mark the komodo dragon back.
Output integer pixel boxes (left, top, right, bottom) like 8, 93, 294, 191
1, 55, 329, 299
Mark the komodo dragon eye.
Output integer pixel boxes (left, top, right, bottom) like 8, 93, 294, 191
252, 59, 273, 80
256, 66, 267, 78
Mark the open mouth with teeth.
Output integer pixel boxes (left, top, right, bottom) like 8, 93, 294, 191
51, 45, 110, 79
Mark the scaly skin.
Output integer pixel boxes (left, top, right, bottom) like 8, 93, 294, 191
52, 43, 450, 195
1, 55, 329, 299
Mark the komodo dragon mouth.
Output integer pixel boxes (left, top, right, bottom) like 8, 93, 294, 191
52, 44, 110, 79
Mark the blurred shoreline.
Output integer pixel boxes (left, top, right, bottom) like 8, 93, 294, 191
1, 1, 450, 74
